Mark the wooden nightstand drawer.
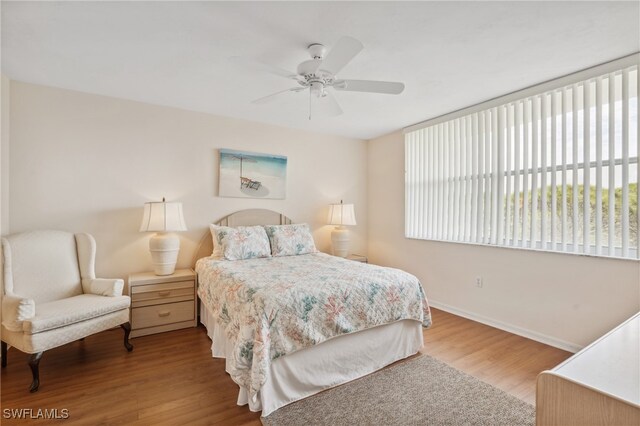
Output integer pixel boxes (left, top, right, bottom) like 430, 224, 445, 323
131, 280, 195, 307
131, 280, 194, 295
132, 300, 195, 329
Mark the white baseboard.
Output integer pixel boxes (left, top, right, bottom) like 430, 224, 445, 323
428, 300, 583, 353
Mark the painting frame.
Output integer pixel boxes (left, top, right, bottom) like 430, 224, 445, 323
218, 148, 287, 199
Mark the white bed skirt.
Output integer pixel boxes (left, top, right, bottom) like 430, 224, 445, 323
199, 300, 424, 416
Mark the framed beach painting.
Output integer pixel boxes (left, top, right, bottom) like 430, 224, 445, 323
218, 149, 287, 199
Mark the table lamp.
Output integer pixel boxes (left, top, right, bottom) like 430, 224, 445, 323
327, 200, 356, 257
139, 198, 187, 275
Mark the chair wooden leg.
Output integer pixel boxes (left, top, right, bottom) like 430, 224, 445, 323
28, 352, 43, 393
121, 322, 133, 352
1, 341, 7, 368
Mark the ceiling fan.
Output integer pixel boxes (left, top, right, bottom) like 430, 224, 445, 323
231, 36, 405, 119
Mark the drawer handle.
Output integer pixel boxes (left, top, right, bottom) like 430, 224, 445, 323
158, 311, 171, 317
158, 291, 171, 297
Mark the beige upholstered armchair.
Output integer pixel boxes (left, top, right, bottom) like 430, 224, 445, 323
1, 230, 133, 392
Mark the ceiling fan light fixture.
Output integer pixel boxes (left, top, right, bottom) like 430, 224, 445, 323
310, 81, 324, 97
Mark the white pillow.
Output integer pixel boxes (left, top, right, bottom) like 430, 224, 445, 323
209, 224, 224, 259
264, 224, 318, 257
210, 225, 271, 261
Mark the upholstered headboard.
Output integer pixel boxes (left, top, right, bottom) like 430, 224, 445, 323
191, 209, 293, 266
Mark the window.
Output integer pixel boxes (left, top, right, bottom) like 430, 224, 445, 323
405, 56, 639, 259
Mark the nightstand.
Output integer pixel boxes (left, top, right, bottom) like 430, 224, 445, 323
128, 269, 197, 338
347, 254, 368, 263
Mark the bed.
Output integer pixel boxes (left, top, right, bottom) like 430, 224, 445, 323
193, 209, 432, 416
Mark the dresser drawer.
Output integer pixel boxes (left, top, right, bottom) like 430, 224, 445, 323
131, 286, 194, 308
130, 280, 194, 296
131, 300, 195, 329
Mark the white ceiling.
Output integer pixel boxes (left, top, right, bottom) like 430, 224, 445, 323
2, 1, 639, 140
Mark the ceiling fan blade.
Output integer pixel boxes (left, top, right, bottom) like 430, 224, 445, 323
252, 87, 305, 105
230, 56, 298, 80
310, 89, 343, 118
334, 79, 405, 95
319, 36, 364, 75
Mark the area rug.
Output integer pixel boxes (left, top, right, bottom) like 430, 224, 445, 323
261, 354, 535, 426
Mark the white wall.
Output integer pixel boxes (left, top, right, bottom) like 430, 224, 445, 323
7, 81, 368, 281
368, 130, 640, 351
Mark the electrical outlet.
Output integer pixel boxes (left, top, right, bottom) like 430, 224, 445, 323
475, 276, 483, 288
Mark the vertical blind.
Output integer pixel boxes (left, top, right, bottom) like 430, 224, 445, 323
405, 59, 639, 259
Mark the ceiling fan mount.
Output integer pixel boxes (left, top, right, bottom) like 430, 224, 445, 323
231, 36, 405, 118
307, 43, 327, 60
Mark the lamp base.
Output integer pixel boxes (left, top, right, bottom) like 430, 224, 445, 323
331, 227, 350, 258
149, 232, 180, 275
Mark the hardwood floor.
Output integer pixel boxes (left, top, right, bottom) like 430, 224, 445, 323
421, 309, 571, 404
1, 308, 571, 425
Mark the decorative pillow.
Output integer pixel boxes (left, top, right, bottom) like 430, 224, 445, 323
264, 224, 318, 257
209, 224, 225, 259
210, 225, 271, 261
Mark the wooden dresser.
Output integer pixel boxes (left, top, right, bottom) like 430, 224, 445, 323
128, 269, 197, 338
536, 312, 640, 426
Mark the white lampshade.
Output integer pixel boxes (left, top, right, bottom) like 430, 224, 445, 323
327, 202, 357, 226
139, 200, 187, 232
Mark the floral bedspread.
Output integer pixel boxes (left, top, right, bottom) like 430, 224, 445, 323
196, 252, 432, 397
